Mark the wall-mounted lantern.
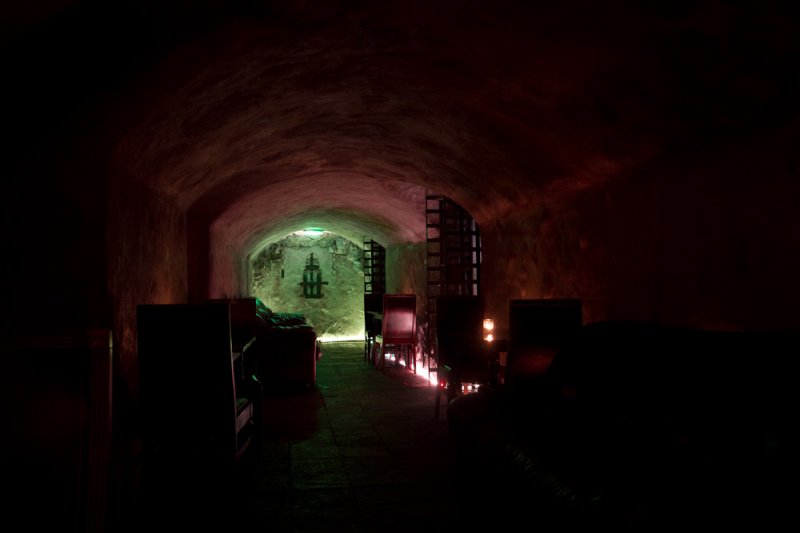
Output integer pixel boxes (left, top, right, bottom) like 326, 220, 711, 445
300, 252, 329, 298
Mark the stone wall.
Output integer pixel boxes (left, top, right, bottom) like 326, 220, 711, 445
480, 126, 800, 335
251, 233, 365, 340
107, 178, 188, 378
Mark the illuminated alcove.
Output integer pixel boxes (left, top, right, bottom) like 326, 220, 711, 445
249, 229, 369, 342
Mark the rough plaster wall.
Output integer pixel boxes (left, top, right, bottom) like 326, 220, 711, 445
481, 126, 800, 335
596, 127, 800, 332
107, 178, 188, 378
251, 234, 365, 339
207, 229, 248, 300
385, 242, 426, 307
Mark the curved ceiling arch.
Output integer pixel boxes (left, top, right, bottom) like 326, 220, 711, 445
117, 0, 679, 235
104, 0, 795, 300
208, 172, 427, 259
242, 211, 392, 258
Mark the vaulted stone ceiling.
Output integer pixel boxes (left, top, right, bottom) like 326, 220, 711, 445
5, 0, 798, 253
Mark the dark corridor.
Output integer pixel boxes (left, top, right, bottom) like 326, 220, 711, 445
127, 341, 458, 532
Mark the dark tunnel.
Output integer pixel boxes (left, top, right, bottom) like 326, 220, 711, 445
1, 0, 799, 531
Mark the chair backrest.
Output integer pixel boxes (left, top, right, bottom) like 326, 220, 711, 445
507, 299, 582, 385
382, 294, 416, 344
435, 294, 486, 367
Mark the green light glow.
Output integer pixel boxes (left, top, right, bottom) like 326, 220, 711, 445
297, 228, 325, 237
318, 334, 364, 343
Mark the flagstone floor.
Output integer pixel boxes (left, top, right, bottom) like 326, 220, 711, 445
238, 341, 461, 532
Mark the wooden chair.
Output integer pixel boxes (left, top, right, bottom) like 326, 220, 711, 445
378, 294, 416, 372
434, 294, 496, 419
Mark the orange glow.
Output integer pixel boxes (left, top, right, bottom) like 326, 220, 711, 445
460, 382, 480, 394
411, 355, 440, 385
483, 318, 494, 341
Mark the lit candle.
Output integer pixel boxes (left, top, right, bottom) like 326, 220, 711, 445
483, 318, 494, 341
